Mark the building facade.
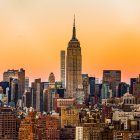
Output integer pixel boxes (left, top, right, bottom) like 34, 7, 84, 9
60, 50, 66, 88
3, 68, 25, 99
66, 17, 82, 99
103, 70, 121, 97
0, 107, 18, 139
61, 106, 79, 128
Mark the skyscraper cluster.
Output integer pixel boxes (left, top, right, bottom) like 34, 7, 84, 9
0, 18, 140, 139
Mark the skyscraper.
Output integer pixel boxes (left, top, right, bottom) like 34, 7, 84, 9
31, 78, 41, 111
118, 82, 128, 97
60, 50, 66, 88
82, 74, 89, 104
89, 77, 96, 97
25, 77, 29, 91
3, 68, 25, 99
103, 70, 121, 97
130, 78, 137, 94
66, 16, 82, 98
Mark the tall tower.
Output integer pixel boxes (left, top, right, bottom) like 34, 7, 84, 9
60, 50, 66, 88
66, 16, 82, 98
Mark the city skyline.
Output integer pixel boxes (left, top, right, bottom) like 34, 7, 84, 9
1, 0, 140, 83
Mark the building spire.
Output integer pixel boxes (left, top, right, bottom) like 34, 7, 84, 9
73, 14, 75, 27
72, 15, 77, 40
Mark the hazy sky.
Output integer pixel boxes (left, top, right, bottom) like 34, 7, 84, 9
0, 0, 140, 83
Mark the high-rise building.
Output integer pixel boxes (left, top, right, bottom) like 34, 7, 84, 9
94, 83, 102, 104
3, 68, 25, 99
88, 77, 96, 104
118, 82, 128, 97
130, 78, 137, 94
0, 107, 18, 139
43, 89, 49, 112
34, 115, 46, 140
23, 91, 32, 108
82, 74, 89, 105
18, 112, 35, 140
25, 77, 29, 91
31, 78, 41, 111
11, 79, 19, 107
43, 87, 56, 113
103, 70, 121, 97
89, 77, 96, 97
61, 106, 79, 128
101, 83, 110, 100
46, 115, 60, 140
133, 75, 140, 104
66, 16, 82, 99
60, 50, 66, 88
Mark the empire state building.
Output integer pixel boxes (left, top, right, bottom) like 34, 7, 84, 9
66, 17, 82, 99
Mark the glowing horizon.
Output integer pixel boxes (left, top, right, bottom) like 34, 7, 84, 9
0, 0, 140, 83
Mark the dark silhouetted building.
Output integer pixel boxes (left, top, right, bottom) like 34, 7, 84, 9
118, 82, 128, 97
89, 77, 95, 97
60, 126, 75, 140
31, 78, 41, 111
130, 78, 137, 94
0, 81, 9, 94
24, 91, 32, 108
103, 70, 121, 97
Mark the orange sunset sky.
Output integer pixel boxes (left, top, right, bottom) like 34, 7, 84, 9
0, 0, 140, 83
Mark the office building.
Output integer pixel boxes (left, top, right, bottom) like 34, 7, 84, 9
103, 70, 121, 97
10, 79, 19, 107
133, 75, 140, 104
0, 107, 18, 139
31, 79, 41, 111
61, 106, 79, 128
130, 78, 137, 94
3, 68, 25, 99
89, 77, 96, 96
46, 115, 60, 140
25, 77, 29, 91
101, 83, 110, 100
23, 91, 32, 108
118, 82, 128, 97
82, 74, 89, 105
60, 50, 66, 88
18, 112, 35, 140
66, 17, 82, 99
